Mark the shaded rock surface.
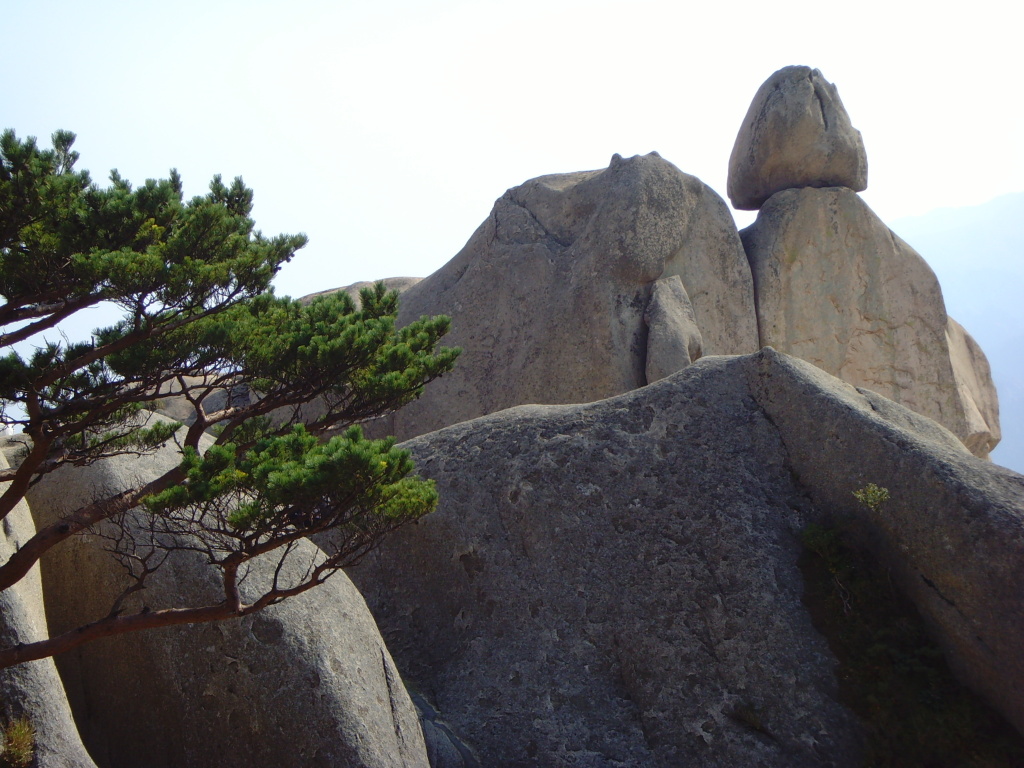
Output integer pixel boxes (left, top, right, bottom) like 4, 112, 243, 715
749, 349, 1024, 738
728, 65, 867, 210
0, 445, 97, 768
411, 693, 480, 768
346, 350, 1024, 767
360, 152, 757, 441
741, 186, 1000, 457
24, 417, 428, 768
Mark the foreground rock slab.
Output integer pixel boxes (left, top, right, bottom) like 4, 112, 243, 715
748, 350, 1023, 739
347, 350, 1024, 767
742, 186, 999, 457
25, 418, 428, 768
728, 65, 867, 210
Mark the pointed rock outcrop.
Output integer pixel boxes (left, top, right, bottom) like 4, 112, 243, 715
946, 316, 1002, 456
728, 65, 867, 210
643, 274, 703, 382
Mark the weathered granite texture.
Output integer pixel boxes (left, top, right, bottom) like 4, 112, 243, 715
25, 417, 428, 768
741, 186, 1000, 457
368, 152, 757, 440
0, 446, 98, 768
346, 350, 1024, 767
728, 65, 867, 210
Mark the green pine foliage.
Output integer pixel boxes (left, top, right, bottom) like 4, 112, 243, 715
0, 717, 34, 768
144, 424, 438, 555
0, 129, 458, 667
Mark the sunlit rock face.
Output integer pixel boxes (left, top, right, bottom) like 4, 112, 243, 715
377, 151, 758, 440
741, 186, 999, 457
727, 65, 867, 210
0, 444, 98, 768
299, 66, 1000, 459
731, 66, 999, 458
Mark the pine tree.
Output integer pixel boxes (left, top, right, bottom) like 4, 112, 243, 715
0, 129, 458, 667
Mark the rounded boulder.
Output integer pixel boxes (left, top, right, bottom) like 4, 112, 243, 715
728, 66, 867, 210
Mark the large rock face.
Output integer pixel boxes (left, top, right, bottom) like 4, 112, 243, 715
741, 186, 1000, 457
351, 352, 861, 768
728, 65, 867, 210
375, 152, 757, 440
346, 350, 1024, 767
25, 419, 428, 768
0, 446, 97, 768
748, 349, 1024, 738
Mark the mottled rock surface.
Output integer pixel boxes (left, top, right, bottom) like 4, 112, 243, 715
728, 65, 867, 210
346, 350, 1024, 766
0, 446, 97, 768
741, 186, 999, 457
643, 274, 703, 382
748, 349, 1024, 737
369, 152, 756, 440
25, 418, 428, 768
946, 316, 1001, 457
351, 355, 850, 767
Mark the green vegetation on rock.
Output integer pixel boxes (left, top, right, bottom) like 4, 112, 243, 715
0, 717, 34, 768
800, 515, 1024, 767
0, 129, 459, 669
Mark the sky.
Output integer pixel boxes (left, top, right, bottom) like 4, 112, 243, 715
5, 0, 1022, 302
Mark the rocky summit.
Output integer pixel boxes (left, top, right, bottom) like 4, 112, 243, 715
313, 65, 997, 460
370, 151, 760, 442
2, 65, 1020, 768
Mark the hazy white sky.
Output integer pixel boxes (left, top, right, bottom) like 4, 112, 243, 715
5, 0, 1022, 300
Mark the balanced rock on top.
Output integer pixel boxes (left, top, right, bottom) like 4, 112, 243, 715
728, 65, 868, 210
